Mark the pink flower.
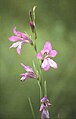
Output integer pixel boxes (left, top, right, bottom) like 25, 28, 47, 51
36, 41, 58, 71
40, 96, 52, 119
8, 27, 32, 55
41, 109, 50, 119
20, 63, 38, 81
40, 96, 52, 111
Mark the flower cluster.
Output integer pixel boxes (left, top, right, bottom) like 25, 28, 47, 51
8, 6, 58, 119
40, 96, 52, 119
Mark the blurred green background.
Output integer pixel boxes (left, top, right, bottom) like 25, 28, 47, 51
0, 0, 76, 119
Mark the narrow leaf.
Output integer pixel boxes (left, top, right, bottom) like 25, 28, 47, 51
28, 97, 35, 119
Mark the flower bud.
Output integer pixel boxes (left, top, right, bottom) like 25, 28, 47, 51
29, 21, 35, 32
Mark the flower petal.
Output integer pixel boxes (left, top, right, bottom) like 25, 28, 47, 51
13, 27, 19, 36
36, 52, 43, 59
13, 27, 32, 42
42, 41, 52, 54
17, 47, 21, 55
49, 50, 58, 57
45, 110, 50, 119
20, 73, 25, 76
41, 59, 50, 71
13, 27, 24, 37
20, 76, 27, 81
41, 96, 47, 103
9, 42, 20, 48
8, 36, 22, 42
44, 41, 52, 51
21, 33, 30, 40
40, 104, 45, 112
28, 72, 38, 79
13, 27, 21, 37
41, 109, 50, 119
20, 73, 28, 81
21, 63, 34, 72
48, 58, 58, 69
17, 42, 22, 55
27, 72, 35, 78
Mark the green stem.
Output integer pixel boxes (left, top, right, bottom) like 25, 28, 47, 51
28, 97, 35, 119
33, 37, 44, 100
44, 80, 47, 96
38, 81, 43, 100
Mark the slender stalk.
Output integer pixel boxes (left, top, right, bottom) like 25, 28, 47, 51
33, 25, 46, 99
33, 43, 44, 99
44, 80, 47, 96
28, 97, 35, 119
29, 6, 47, 119
31, 6, 44, 100
38, 81, 43, 100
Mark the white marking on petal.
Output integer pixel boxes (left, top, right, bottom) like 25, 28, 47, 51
48, 58, 58, 69
17, 42, 22, 55
40, 104, 45, 112
41, 59, 48, 69
9, 42, 20, 48
41, 59, 50, 71
20, 76, 26, 81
